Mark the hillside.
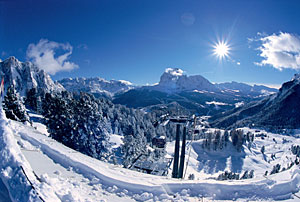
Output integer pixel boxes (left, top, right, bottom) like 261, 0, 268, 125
210, 74, 300, 129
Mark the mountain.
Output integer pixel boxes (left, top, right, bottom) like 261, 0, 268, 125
113, 68, 273, 115
215, 81, 277, 97
210, 74, 300, 129
0, 56, 64, 95
58, 77, 134, 98
51, 67, 277, 116
151, 68, 219, 93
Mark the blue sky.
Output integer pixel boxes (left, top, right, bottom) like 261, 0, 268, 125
1, 0, 300, 87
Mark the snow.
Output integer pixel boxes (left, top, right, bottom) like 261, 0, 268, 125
260, 89, 274, 95
58, 77, 134, 97
119, 80, 133, 86
165, 68, 184, 76
193, 90, 209, 93
205, 101, 228, 106
216, 81, 278, 96
235, 101, 245, 108
165, 127, 300, 200
0, 57, 65, 96
155, 68, 218, 93
28, 111, 49, 136
2, 107, 300, 201
110, 134, 123, 149
0, 108, 59, 202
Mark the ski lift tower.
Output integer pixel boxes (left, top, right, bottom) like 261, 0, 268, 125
169, 116, 189, 179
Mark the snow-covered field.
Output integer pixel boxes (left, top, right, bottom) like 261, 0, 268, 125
166, 127, 300, 181
1, 109, 300, 201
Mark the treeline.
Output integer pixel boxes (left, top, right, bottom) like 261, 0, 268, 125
202, 129, 255, 152
4, 85, 171, 168
217, 170, 254, 181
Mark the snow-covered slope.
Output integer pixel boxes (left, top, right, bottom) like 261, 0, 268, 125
211, 73, 300, 129
0, 108, 59, 202
167, 127, 300, 179
58, 77, 134, 97
216, 81, 278, 96
0, 57, 64, 95
2, 108, 300, 201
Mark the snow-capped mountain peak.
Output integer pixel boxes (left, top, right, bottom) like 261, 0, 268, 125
0, 56, 64, 95
156, 68, 218, 92
118, 80, 133, 86
58, 77, 134, 97
3, 56, 21, 67
164, 68, 184, 76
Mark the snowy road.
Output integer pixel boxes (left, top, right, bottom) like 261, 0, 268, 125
13, 124, 136, 202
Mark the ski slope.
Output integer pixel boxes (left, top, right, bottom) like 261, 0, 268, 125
1, 110, 300, 201
166, 127, 300, 181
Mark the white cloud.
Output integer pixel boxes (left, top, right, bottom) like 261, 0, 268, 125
255, 32, 300, 70
236, 62, 241, 65
26, 39, 78, 75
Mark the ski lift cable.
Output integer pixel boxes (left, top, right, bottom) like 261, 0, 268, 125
183, 115, 197, 179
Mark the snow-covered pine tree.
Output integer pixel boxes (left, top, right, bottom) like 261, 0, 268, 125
213, 130, 221, 150
3, 85, 29, 122
40, 90, 167, 169
122, 124, 146, 168
74, 92, 111, 159
42, 92, 74, 145
224, 130, 229, 146
25, 88, 38, 111
230, 129, 244, 152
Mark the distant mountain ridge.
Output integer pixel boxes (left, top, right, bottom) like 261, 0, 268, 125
58, 67, 277, 99
0, 56, 64, 95
57, 67, 277, 116
215, 81, 277, 97
0, 56, 279, 117
113, 68, 278, 115
210, 74, 300, 129
58, 77, 134, 98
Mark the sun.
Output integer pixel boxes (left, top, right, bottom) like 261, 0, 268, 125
213, 41, 230, 60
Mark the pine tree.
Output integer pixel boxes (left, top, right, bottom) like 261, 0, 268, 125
213, 130, 221, 150
122, 123, 148, 168
25, 88, 38, 111
41, 91, 166, 169
3, 85, 29, 122
224, 130, 229, 146
230, 129, 244, 152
